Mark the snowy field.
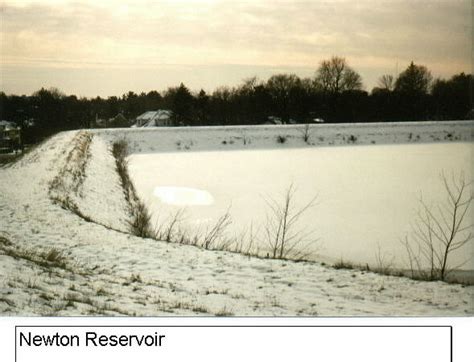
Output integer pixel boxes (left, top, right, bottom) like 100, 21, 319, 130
97, 120, 473, 154
0, 121, 473, 316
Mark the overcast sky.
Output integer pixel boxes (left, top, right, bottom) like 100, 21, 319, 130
1, 0, 471, 97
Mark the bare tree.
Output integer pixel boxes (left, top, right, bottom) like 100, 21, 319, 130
315, 56, 363, 93
403, 172, 473, 281
263, 184, 319, 260
239, 76, 262, 95
377, 74, 395, 91
299, 124, 311, 144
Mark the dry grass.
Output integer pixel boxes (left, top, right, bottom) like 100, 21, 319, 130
49, 131, 93, 219
0, 236, 70, 272
112, 139, 155, 238
49, 131, 93, 196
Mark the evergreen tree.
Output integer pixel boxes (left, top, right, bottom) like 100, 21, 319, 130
395, 62, 432, 95
171, 83, 194, 125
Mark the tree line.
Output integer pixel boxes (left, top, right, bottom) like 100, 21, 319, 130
0, 57, 472, 144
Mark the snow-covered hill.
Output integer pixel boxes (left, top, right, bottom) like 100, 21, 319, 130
1, 123, 473, 316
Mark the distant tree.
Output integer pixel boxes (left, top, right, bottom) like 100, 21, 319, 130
34, 87, 65, 100
233, 77, 272, 124
266, 74, 303, 121
395, 62, 432, 95
122, 91, 140, 119
393, 62, 434, 121
315, 56, 363, 93
195, 89, 210, 125
210, 86, 234, 125
431, 73, 472, 120
369, 87, 397, 122
144, 90, 162, 110
335, 90, 369, 123
292, 77, 316, 121
266, 74, 301, 99
105, 96, 121, 118
234, 77, 258, 124
0, 92, 7, 118
32, 87, 67, 135
170, 83, 194, 125
369, 75, 398, 121
252, 83, 272, 123
240, 76, 260, 95
377, 74, 395, 91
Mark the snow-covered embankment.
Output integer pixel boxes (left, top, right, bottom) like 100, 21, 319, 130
0, 123, 473, 316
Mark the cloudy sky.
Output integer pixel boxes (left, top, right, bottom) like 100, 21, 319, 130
1, 0, 471, 97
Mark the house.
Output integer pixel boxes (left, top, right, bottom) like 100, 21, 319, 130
134, 110, 174, 127
0, 121, 21, 153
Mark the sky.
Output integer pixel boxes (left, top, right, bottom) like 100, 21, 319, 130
0, 0, 471, 97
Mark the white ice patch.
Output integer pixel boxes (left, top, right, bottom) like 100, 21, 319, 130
153, 186, 214, 206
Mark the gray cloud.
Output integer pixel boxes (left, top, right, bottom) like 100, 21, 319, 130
1, 0, 470, 95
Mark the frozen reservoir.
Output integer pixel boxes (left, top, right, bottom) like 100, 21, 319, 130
127, 142, 474, 269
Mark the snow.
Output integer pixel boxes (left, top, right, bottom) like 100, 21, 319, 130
96, 120, 474, 154
127, 143, 474, 269
0, 121, 473, 316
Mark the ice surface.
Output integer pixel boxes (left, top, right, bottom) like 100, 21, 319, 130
129, 143, 474, 269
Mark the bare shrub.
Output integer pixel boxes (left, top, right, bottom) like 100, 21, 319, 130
156, 209, 186, 242
403, 172, 473, 281
299, 124, 311, 144
202, 210, 232, 250
276, 135, 287, 144
333, 259, 354, 270
44, 248, 64, 264
112, 139, 134, 203
129, 202, 154, 238
347, 134, 357, 143
231, 222, 259, 256
112, 139, 129, 160
374, 243, 394, 274
263, 184, 318, 260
